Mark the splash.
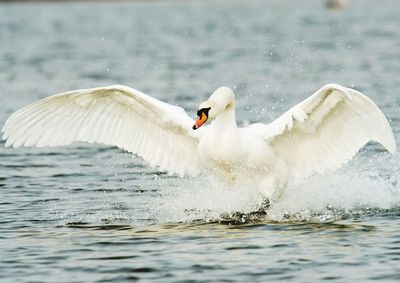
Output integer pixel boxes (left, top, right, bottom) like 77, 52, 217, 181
154, 151, 400, 223
38, 150, 400, 225
154, 178, 266, 223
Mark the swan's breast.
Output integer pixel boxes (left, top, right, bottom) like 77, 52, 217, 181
198, 128, 277, 173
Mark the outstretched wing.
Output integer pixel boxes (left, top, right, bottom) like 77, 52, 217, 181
264, 84, 396, 178
2, 85, 201, 176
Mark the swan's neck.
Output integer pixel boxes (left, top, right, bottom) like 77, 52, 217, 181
211, 105, 237, 132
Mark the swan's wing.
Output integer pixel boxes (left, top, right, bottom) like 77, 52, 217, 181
2, 85, 201, 176
264, 84, 396, 178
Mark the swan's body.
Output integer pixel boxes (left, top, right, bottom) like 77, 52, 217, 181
2, 84, 396, 200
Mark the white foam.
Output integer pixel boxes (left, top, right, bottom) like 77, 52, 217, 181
154, 178, 265, 223
154, 152, 400, 223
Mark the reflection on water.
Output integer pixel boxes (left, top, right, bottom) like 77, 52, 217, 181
1, 0, 400, 282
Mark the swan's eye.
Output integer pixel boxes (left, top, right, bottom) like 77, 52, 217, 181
197, 107, 211, 117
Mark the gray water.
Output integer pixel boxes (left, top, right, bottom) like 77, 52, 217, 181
1, 0, 400, 282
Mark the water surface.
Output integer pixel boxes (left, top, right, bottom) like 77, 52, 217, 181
1, 0, 400, 282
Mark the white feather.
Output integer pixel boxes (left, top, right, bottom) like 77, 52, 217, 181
2, 85, 201, 176
264, 84, 396, 178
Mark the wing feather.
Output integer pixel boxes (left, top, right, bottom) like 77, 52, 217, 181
264, 84, 396, 178
2, 85, 201, 176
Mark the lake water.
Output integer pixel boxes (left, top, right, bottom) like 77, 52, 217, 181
1, 0, 400, 282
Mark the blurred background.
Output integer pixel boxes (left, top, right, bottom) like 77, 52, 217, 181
1, 0, 399, 125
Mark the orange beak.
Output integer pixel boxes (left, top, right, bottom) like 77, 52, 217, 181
193, 112, 208, 130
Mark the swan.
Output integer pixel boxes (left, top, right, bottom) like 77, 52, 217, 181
326, 0, 351, 10
2, 84, 396, 201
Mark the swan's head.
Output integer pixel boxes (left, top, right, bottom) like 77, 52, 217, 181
193, 86, 235, 130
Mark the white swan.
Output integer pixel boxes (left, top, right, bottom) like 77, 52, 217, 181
2, 84, 396, 200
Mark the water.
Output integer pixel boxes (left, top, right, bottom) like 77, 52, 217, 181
1, 0, 400, 282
